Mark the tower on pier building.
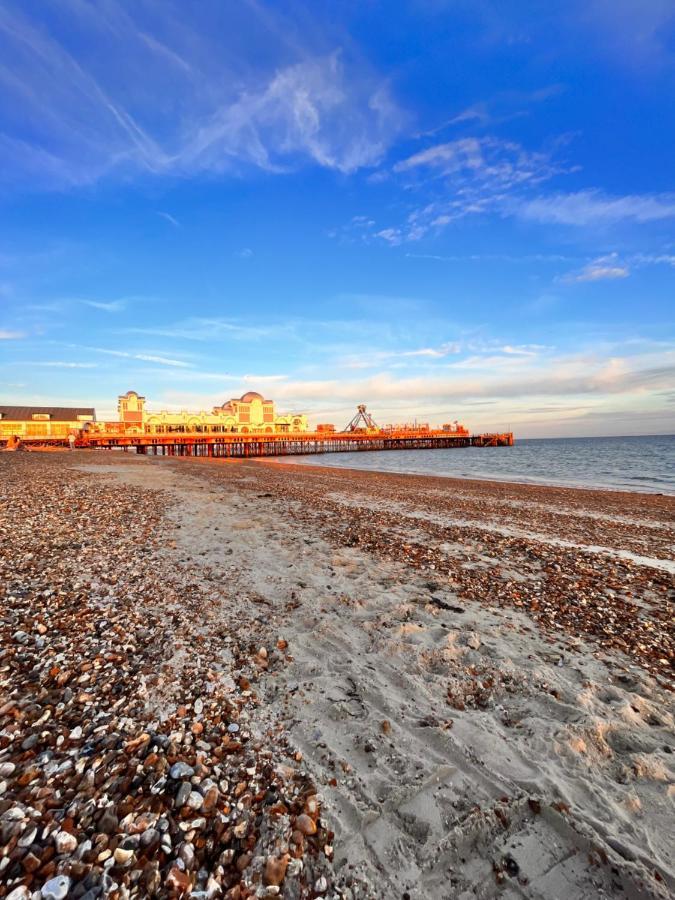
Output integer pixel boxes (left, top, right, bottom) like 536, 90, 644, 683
117, 390, 308, 434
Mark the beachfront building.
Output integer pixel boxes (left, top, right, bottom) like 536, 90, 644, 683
0, 405, 96, 440
117, 390, 308, 434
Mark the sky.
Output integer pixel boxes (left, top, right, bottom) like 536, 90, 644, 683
1, 0, 674, 437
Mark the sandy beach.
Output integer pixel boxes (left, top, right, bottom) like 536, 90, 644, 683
1, 451, 673, 900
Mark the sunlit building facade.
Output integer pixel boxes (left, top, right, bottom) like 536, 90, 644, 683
118, 390, 308, 434
0, 406, 95, 440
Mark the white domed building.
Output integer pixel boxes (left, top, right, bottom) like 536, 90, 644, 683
117, 390, 308, 434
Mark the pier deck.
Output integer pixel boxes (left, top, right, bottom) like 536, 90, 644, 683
8, 428, 514, 455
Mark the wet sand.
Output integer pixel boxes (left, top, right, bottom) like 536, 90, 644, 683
1, 451, 673, 899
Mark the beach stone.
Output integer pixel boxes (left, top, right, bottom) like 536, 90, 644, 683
166, 865, 190, 893
233, 821, 248, 838
186, 790, 204, 810
264, 854, 289, 886
41, 875, 72, 900
144, 862, 161, 894
17, 825, 37, 848
140, 827, 160, 849
7, 887, 31, 900
465, 632, 481, 650
202, 785, 219, 812
22, 851, 41, 873
55, 830, 78, 853
296, 814, 317, 835
0, 762, 16, 777
21, 733, 39, 751
170, 762, 194, 779
114, 846, 134, 865
175, 781, 192, 808
98, 808, 118, 834
178, 841, 195, 868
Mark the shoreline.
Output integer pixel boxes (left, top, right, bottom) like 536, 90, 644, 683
258, 456, 675, 502
1, 452, 673, 899
265, 454, 675, 498
12, 443, 675, 497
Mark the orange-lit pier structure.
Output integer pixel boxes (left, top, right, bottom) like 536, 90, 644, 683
1, 395, 513, 455
6, 424, 514, 455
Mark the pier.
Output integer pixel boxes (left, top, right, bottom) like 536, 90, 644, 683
1, 395, 514, 455
8, 426, 514, 455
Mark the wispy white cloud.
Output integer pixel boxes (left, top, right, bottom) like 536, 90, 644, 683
127, 317, 291, 342
500, 344, 549, 355
362, 180, 675, 246
406, 252, 573, 263
338, 341, 461, 369
633, 252, 675, 268
86, 347, 194, 368
33, 361, 97, 368
517, 190, 675, 226
236, 248, 254, 258
417, 85, 564, 137
178, 53, 402, 176
394, 136, 562, 190
157, 211, 180, 228
0, 4, 403, 188
401, 343, 461, 358
563, 253, 631, 282
0, 328, 26, 339
144, 345, 675, 412
135, 354, 192, 368
82, 299, 127, 312
365, 136, 575, 242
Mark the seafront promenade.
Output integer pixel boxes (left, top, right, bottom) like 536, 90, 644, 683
1, 452, 673, 899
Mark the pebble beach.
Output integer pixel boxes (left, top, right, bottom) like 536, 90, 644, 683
1, 451, 673, 899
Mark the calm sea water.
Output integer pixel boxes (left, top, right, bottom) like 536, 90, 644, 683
274, 434, 675, 494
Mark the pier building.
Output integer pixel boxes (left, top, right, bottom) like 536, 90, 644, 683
118, 390, 308, 434
0, 405, 95, 440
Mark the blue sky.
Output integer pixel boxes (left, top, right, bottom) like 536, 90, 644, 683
1, 0, 674, 436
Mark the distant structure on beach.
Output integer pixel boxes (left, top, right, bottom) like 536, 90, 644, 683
0, 405, 95, 440
0, 394, 513, 451
117, 390, 309, 434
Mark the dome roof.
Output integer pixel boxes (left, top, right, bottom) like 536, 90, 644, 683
240, 391, 265, 402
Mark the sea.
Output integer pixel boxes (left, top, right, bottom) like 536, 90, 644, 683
274, 434, 675, 495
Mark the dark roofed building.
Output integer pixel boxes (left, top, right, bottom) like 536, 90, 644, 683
0, 406, 96, 440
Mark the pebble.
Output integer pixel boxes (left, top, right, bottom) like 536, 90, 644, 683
296, 813, 317, 835
175, 781, 193, 808
264, 854, 289, 886
41, 875, 72, 900
0, 455, 332, 899
6, 888, 30, 900
114, 846, 135, 865
55, 830, 78, 854
187, 790, 204, 810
